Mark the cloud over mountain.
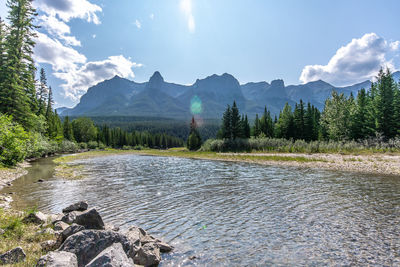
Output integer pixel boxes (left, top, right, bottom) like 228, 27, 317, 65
300, 33, 399, 86
54, 56, 141, 100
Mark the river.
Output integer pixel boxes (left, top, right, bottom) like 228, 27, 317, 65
2, 154, 400, 266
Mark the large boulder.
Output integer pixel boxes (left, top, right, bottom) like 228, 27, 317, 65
133, 243, 161, 267
61, 211, 78, 224
125, 226, 173, 253
0, 247, 26, 264
61, 223, 85, 242
62, 201, 88, 213
85, 243, 134, 267
58, 230, 134, 266
54, 221, 70, 231
23, 211, 48, 224
74, 208, 105, 230
36, 251, 78, 267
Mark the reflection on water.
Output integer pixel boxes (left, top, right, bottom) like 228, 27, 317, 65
2, 155, 400, 266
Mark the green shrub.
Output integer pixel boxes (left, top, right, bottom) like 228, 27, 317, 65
59, 140, 79, 152
79, 142, 88, 149
87, 141, 98, 149
122, 145, 132, 150
0, 114, 29, 166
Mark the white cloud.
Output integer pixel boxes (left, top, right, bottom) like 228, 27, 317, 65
390, 40, 400, 51
92, 34, 96, 39
34, 0, 102, 24
180, 0, 195, 33
300, 33, 399, 86
149, 13, 154, 20
38, 15, 81, 46
53, 55, 141, 100
134, 19, 141, 29
33, 32, 86, 72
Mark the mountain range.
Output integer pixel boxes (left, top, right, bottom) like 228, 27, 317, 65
59, 71, 400, 119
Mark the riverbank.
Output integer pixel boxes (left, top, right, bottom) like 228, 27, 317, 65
55, 148, 400, 176
0, 162, 29, 191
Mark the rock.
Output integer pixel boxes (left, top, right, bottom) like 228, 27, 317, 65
133, 243, 161, 267
105, 223, 120, 232
61, 211, 78, 224
40, 240, 59, 252
124, 226, 144, 249
0, 228, 4, 235
188, 256, 197, 260
58, 230, 133, 266
23, 211, 48, 224
36, 251, 78, 267
157, 242, 174, 253
62, 201, 88, 213
36, 227, 55, 235
0, 247, 26, 264
74, 208, 105, 230
54, 221, 70, 231
86, 243, 134, 267
62, 223, 85, 242
37, 179, 44, 182
50, 213, 64, 224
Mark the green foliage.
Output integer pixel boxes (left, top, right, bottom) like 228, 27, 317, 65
87, 141, 98, 149
275, 103, 294, 139
187, 117, 202, 151
0, 114, 29, 166
72, 117, 98, 143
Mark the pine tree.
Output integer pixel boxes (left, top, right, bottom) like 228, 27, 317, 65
231, 101, 242, 139
394, 82, 400, 135
293, 100, 305, 140
304, 102, 314, 141
220, 105, 232, 139
260, 106, 274, 137
275, 103, 294, 139
63, 116, 74, 141
0, 17, 6, 86
243, 115, 251, 138
187, 116, 202, 150
0, 0, 38, 129
253, 114, 261, 137
374, 68, 396, 139
37, 68, 48, 116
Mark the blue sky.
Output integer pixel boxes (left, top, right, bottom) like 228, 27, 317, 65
0, 0, 399, 108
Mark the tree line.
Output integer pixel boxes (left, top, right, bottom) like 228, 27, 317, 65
218, 68, 400, 144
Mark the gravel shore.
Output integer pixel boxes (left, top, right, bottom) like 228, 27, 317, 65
0, 162, 29, 191
220, 152, 400, 176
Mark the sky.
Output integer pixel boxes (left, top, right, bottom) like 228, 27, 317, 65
0, 0, 399, 108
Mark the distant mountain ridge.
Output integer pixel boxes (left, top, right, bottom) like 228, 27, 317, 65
59, 71, 400, 119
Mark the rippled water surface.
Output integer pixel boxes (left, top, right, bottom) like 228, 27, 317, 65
3, 155, 400, 266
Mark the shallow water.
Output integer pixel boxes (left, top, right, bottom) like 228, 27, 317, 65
2, 154, 400, 266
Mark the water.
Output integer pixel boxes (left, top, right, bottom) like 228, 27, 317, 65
2, 154, 400, 266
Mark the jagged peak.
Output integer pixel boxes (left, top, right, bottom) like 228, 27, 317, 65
149, 71, 164, 83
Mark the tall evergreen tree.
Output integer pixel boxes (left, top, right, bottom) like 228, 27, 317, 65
0, 0, 38, 129
231, 101, 242, 139
63, 116, 74, 141
253, 114, 261, 137
374, 68, 396, 139
260, 106, 274, 137
0, 17, 6, 86
293, 100, 305, 140
220, 105, 232, 139
275, 103, 294, 139
187, 117, 202, 150
243, 115, 251, 138
37, 68, 48, 116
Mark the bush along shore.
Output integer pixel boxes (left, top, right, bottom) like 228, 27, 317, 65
0, 201, 173, 266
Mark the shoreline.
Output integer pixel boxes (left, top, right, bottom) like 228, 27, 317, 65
55, 148, 400, 176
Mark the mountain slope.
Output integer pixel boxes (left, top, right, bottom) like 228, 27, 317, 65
60, 71, 400, 119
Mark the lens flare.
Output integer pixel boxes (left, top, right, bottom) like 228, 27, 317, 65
190, 95, 202, 114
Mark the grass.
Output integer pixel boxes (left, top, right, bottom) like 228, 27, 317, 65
0, 208, 56, 266
54, 148, 330, 166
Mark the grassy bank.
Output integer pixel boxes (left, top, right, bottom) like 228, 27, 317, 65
0, 208, 56, 266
